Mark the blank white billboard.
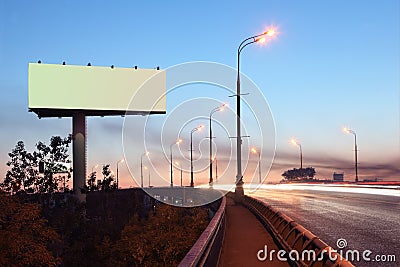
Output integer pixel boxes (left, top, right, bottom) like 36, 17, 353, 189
28, 63, 166, 117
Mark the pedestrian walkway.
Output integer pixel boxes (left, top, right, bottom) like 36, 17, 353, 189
218, 197, 289, 267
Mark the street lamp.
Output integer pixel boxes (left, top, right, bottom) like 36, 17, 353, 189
143, 166, 151, 187
91, 164, 99, 174
116, 159, 124, 189
235, 29, 275, 197
290, 138, 303, 169
343, 127, 359, 182
214, 157, 218, 183
251, 147, 262, 183
190, 125, 204, 187
140, 151, 150, 188
170, 138, 182, 187
91, 164, 97, 174
209, 103, 227, 186
175, 161, 183, 187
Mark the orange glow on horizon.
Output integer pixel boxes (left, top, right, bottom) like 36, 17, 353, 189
251, 147, 258, 154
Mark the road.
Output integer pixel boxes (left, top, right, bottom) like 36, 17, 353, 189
247, 184, 400, 267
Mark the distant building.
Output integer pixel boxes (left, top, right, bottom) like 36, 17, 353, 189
333, 172, 344, 182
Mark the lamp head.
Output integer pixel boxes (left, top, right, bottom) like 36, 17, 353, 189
290, 138, 299, 146
256, 37, 266, 43
266, 29, 275, 36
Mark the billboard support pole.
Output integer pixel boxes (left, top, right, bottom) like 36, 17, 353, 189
73, 113, 86, 202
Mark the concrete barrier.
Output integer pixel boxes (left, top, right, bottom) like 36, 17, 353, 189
179, 197, 226, 267
243, 196, 354, 267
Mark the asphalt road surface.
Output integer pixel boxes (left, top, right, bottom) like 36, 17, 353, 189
247, 184, 400, 267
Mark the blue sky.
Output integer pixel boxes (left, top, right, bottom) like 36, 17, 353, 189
0, 0, 399, 187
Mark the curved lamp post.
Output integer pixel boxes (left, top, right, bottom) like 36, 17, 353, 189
140, 151, 150, 188
251, 147, 262, 183
290, 139, 303, 169
235, 29, 275, 197
190, 125, 204, 187
170, 139, 182, 187
343, 127, 358, 182
209, 103, 227, 186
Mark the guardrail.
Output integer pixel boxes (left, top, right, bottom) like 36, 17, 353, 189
179, 196, 226, 267
242, 195, 354, 267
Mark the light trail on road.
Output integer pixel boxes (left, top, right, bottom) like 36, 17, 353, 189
247, 184, 399, 267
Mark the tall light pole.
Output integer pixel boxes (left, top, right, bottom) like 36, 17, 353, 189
140, 151, 149, 188
170, 139, 182, 187
209, 103, 227, 186
251, 147, 262, 183
176, 161, 183, 187
190, 125, 204, 187
214, 157, 218, 183
116, 159, 124, 189
291, 139, 303, 169
235, 29, 275, 197
343, 127, 359, 182
91, 164, 99, 174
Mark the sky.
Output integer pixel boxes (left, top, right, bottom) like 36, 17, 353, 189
0, 0, 399, 188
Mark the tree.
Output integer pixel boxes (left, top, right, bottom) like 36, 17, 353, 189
34, 135, 72, 193
1, 135, 72, 194
1, 141, 38, 193
86, 171, 99, 192
282, 167, 316, 181
0, 191, 60, 266
98, 164, 116, 191
110, 205, 209, 266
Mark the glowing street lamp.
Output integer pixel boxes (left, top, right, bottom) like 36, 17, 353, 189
190, 125, 204, 187
140, 151, 150, 188
290, 138, 303, 169
170, 138, 182, 187
116, 159, 124, 189
209, 103, 227, 186
343, 127, 359, 182
251, 147, 262, 183
234, 28, 275, 198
